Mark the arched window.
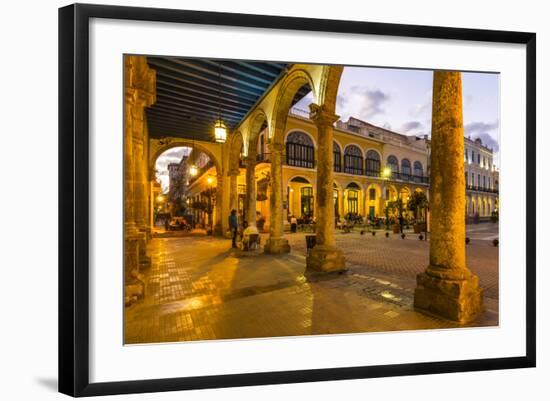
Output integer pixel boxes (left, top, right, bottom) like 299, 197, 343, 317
333, 141, 342, 172
365, 150, 381, 177
413, 161, 424, 182
347, 190, 359, 214
387, 155, 399, 178
286, 131, 315, 168
401, 159, 411, 180
344, 145, 363, 175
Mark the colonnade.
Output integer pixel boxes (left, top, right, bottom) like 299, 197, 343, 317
124, 57, 483, 322
124, 56, 156, 304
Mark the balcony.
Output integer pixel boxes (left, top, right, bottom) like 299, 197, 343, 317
466, 184, 499, 194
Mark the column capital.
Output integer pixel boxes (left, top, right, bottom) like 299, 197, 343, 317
308, 103, 339, 127
244, 156, 257, 167
228, 168, 240, 177
268, 142, 285, 154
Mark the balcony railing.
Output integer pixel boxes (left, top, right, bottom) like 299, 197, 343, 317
466, 184, 499, 194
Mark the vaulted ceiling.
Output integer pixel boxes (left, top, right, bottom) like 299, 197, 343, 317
146, 57, 311, 142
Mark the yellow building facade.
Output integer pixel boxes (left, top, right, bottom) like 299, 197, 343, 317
187, 108, 431, 231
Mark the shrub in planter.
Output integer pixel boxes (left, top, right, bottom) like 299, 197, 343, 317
493, 238, 499, 247
419, 234, 424, 240
413, 222, 427, 233
372, 231, 376, 236
401, 233, 406, 239
385, 232, 390, 238
392, 224, 401, 234
465, 237, 470, 244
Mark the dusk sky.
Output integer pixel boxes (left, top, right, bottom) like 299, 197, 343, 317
295, 66, 500, 158
157, 66, 500, 192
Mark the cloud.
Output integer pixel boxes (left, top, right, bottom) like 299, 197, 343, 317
464, 121, 500, 151
337, 86, 390, 121
401, 121, 423, 133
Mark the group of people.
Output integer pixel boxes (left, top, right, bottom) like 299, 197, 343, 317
287, 213, 315, 233
228, 209, 259, 250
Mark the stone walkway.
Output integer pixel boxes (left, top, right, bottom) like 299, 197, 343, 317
125, 223, 499, 344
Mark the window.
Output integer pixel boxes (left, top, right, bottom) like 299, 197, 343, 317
483, 176, 486, 189
344, 145, 363, 175
333, 141, 342, 172
401, 159, 411, 180
477, 174, 481, 187
465, 149, 468, 162
347, 190, 359, 214
472, 173, 475, 186
365, 150, 381, 176
387, 155, 399, 179
471, 150, 475, 162
300, 187, 314, 217
369, 188, 376, 201
465, 172, 468, 186
477, 153, 481, 165
286, 131, 315, 168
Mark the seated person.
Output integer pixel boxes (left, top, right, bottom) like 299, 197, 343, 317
242, 224, 260, 250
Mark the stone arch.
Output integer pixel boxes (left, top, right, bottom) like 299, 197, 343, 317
149, 139, 221, 175
246, 109, 269, 157
228, 131, 244, 172
271, 69, 317, 145
286, 174, 313, 187
317, 65, 344, 113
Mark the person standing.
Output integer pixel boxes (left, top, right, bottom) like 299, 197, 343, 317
290, 215, 297, 233
228, 209, 239, 248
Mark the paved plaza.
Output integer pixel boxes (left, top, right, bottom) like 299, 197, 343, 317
125, 223, 499, 344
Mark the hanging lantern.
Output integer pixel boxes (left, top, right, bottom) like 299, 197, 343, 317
189, 164, 198, 176
214, 119, 227, 143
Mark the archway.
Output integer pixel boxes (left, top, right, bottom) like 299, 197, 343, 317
287, 176, 314, 219
151, 143, 220, 234
344, 182, 363, 216
366, 183, 382, 219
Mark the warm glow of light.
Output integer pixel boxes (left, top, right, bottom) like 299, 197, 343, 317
156, 195, 164, 203
207, 176, 214, 185
189, 164, 198, 176
214, 120, 227, 143
382, 166, 392, 178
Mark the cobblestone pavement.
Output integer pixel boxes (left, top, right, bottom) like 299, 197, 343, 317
125, 223, 498, 344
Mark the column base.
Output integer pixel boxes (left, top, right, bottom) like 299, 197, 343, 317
264, 237, 290, 254
306, 245, 346, 273
124, 234, 145, 306
414, 267, 484, 324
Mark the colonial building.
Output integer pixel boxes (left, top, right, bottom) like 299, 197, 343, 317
464, 137, 499, 219
186, 108, 431, 230
184, 111, 499, 229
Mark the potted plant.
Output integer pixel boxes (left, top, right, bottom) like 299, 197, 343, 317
407, 191, 428, 233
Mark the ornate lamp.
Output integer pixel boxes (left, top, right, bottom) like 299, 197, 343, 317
213, 61, 227, 144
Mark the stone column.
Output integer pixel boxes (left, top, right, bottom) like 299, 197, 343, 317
228, 169, 239, 214
306, 104, 345, 272
124, 56, 155, 305
214, 172, 224, 235
132, 136, 150, 268
244, 156, 257, 227
414, 71, 483, 323
264, 142, 290, 254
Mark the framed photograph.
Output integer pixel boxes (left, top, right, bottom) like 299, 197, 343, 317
58, 3, 536, 397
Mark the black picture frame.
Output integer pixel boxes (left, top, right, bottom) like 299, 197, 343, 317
59, 3, 536, 397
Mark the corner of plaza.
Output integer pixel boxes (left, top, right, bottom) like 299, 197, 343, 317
123, 56, 500, 344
